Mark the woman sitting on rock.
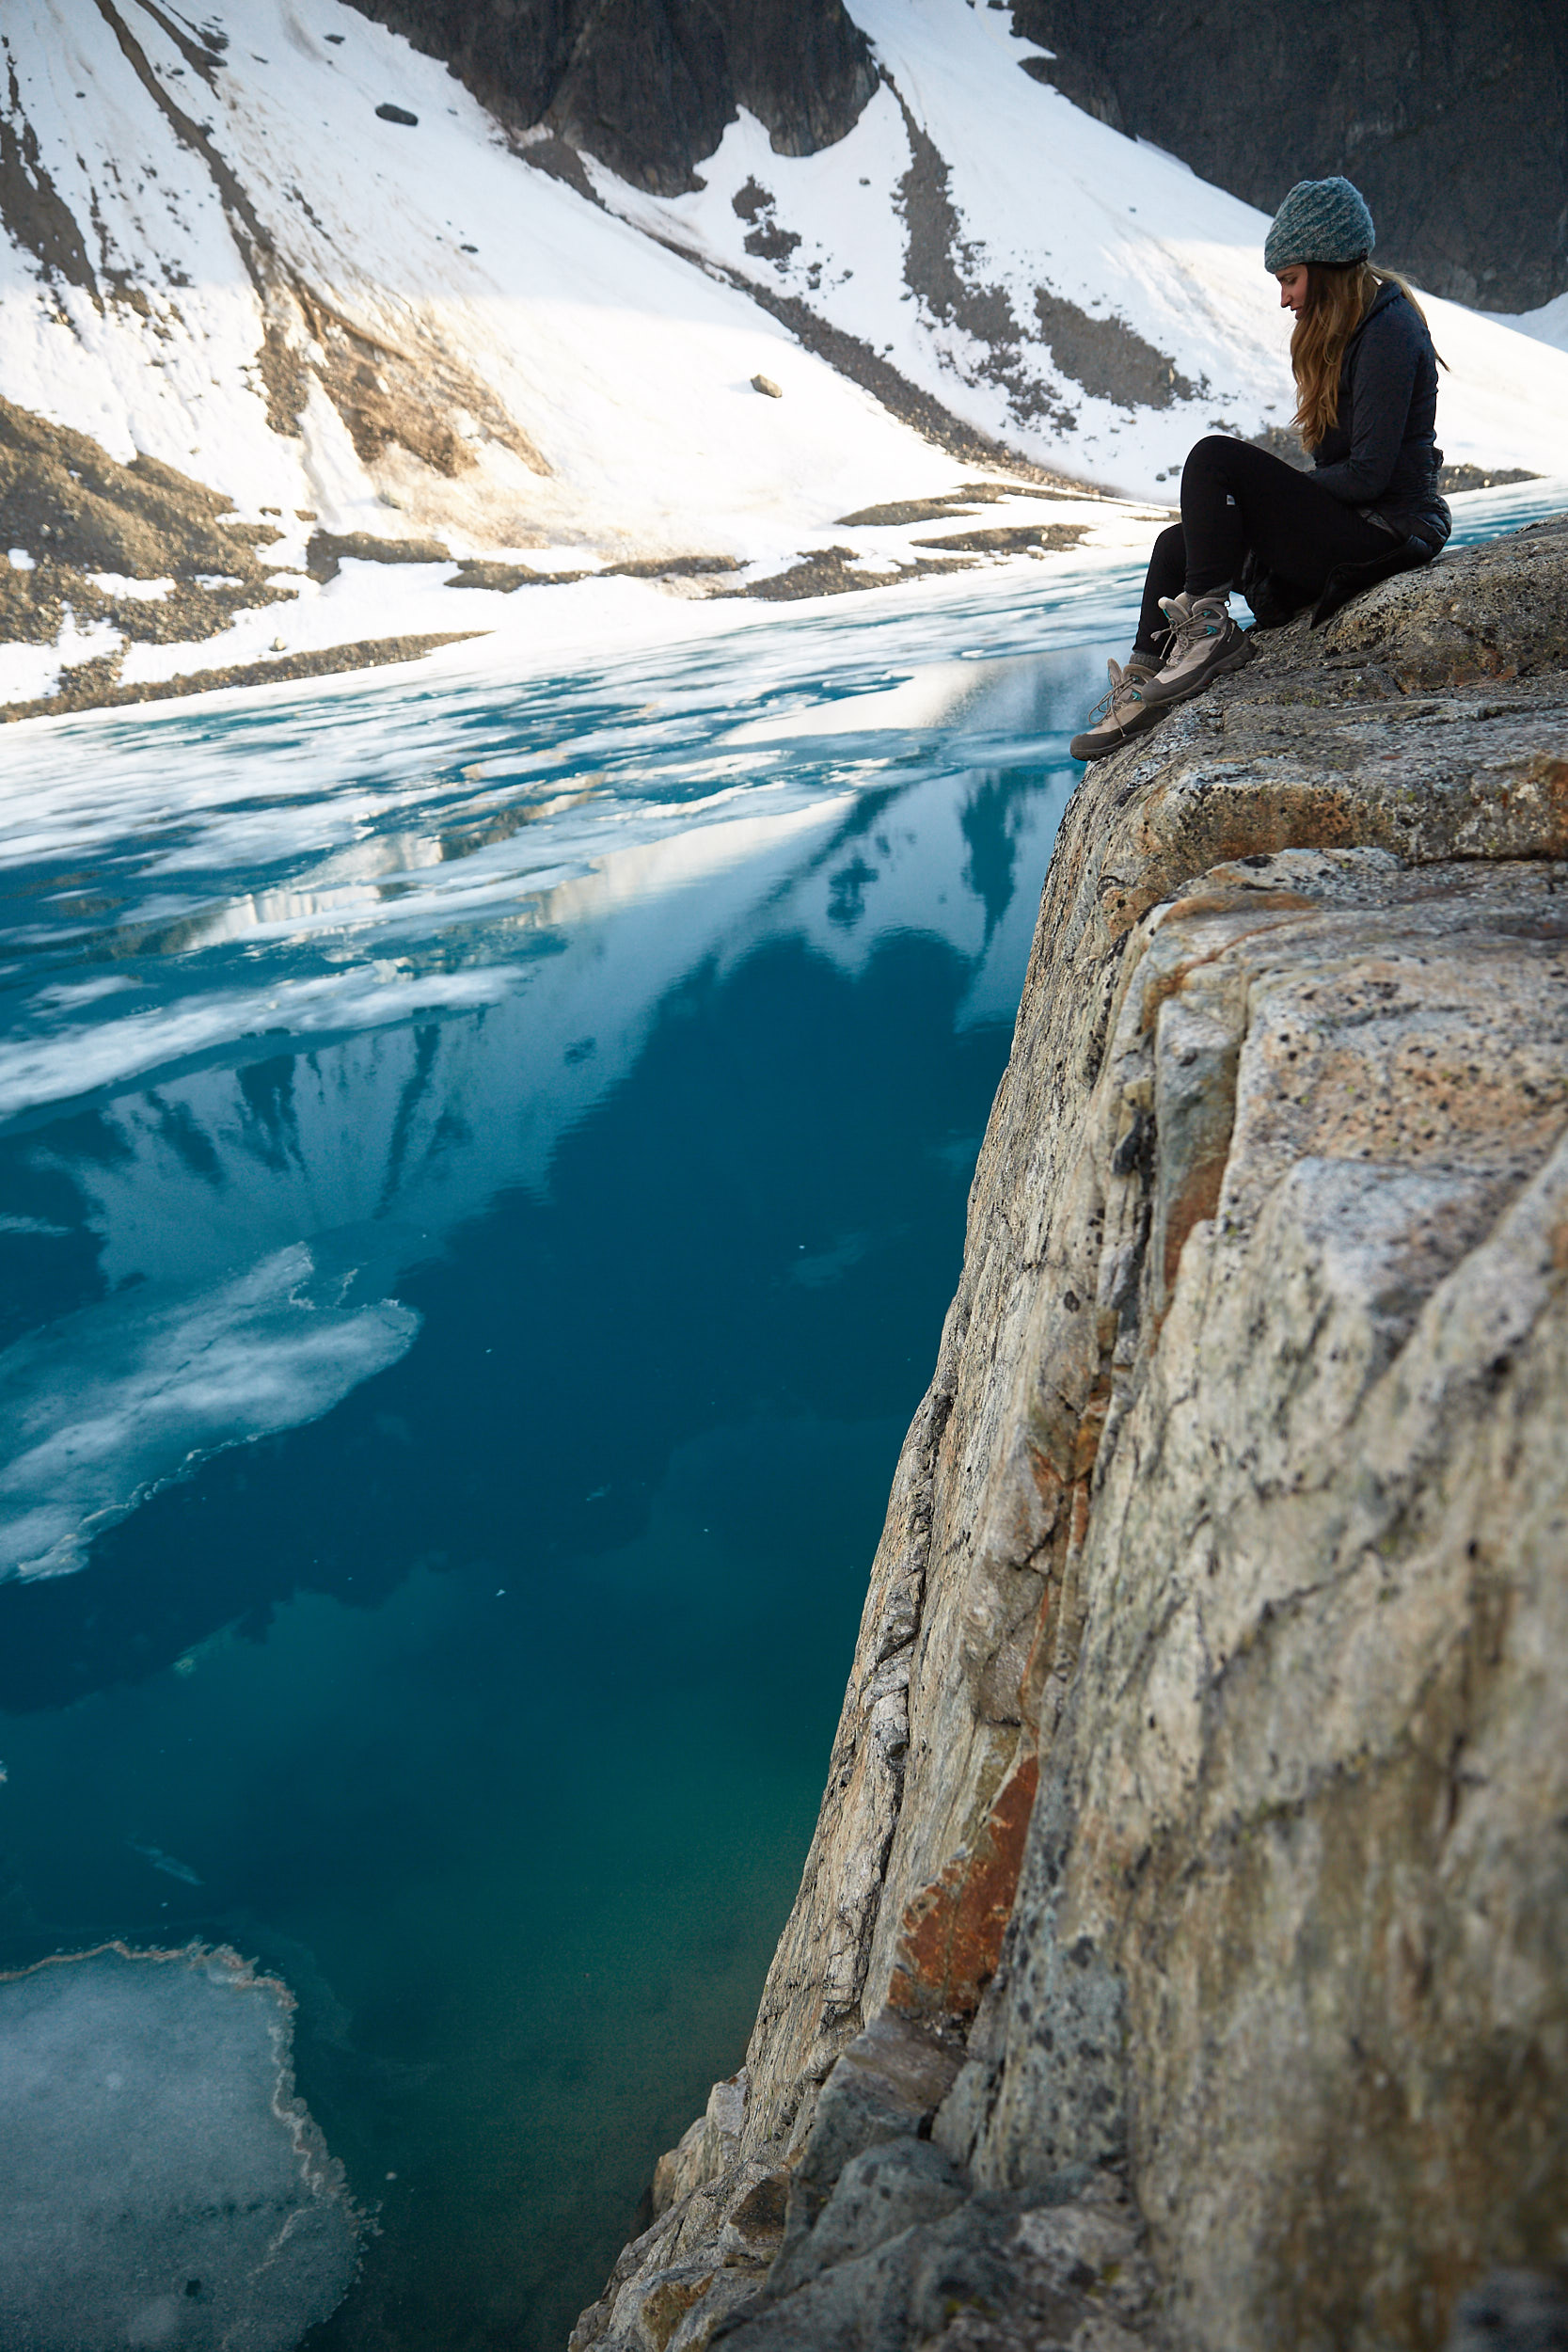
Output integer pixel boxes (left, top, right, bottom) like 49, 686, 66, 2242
1070, 175, 1450, 763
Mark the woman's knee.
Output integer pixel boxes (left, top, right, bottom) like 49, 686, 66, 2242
1180, 433, 1243, 485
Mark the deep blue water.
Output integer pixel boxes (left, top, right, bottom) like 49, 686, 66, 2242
0, 483, 1556, 2351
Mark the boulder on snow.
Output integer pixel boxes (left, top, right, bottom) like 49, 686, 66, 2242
306, 530, 452, 582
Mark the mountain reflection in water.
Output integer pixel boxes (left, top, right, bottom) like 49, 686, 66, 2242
1, 588, 1129, 1589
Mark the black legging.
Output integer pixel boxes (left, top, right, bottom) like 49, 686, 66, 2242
1134, 436, 1394, 655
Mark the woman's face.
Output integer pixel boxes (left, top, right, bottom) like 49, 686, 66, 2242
1275, 265, 1309, 315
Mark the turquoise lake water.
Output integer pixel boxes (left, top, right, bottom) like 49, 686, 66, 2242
0, 482, 1556, 2350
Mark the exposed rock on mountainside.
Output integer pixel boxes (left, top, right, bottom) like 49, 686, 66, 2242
343, 0, 876, 192
1011, 0, 1568, 311
0, 625, 483, 723
575, 515, 1568, 2349
0, 395, 481, 718
0, 392, 289, 636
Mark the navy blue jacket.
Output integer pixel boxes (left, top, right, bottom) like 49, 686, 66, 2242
1311, 282, 1449, 547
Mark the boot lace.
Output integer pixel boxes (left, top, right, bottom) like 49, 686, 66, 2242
1086, 660, 1150, 723
1158, 595, 1225, 664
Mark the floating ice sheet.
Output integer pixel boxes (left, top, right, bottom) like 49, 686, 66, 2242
0, 1943, 361, 2351
0, 1244, 419, 1579
0, 531, 1547, 1577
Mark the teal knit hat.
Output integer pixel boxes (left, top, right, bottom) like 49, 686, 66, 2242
1264, 177, 1375, 271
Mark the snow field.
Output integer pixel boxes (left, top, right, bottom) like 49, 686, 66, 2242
0, 0, 1563, 710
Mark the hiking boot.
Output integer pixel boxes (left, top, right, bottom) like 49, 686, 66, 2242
1069, 655, 1165, 762
1141, 592, 1256, 704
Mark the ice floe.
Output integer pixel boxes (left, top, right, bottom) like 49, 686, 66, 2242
0, 1943, 360, 2351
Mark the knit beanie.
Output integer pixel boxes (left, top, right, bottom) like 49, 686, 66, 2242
1263, 177, 1375, 272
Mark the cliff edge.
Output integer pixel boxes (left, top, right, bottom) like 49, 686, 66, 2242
573, 513, 1568, 2352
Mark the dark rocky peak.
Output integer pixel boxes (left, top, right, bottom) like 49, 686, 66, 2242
1009, 0, 1568, 311
341, 0, 878, 194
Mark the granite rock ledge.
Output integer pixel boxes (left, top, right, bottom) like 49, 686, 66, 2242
572, 514, 1568, 2352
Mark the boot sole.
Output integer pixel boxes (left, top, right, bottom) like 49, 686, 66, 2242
1069, 694, 1168, 764
1140, 630, 1258, 707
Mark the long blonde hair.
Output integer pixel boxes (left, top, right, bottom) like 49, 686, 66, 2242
1291, 263, 1444, 449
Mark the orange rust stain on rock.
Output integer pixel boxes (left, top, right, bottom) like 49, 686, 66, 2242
638, 2271, 716, 2351
1072, 1391, 1108, 1486
1161, 1153, 1228, 1300
886, 1754, 1040, 2022
1026, 1441, 1068, 1518
1164, 888, 1318, 923
1525, 753, 1568, 847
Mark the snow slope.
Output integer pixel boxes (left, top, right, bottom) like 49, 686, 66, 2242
1498, 291, 1568, 357
1, 0, 1565, 711
593, 0, 1568, 499
0, 0, 970, 560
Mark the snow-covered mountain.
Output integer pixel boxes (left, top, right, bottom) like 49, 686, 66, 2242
2, 0, 1566, 715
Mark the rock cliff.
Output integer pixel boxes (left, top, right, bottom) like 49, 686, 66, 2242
341, 0, 876, 192
1008, 0, 1568, 311
572, 511, 1568, 2350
